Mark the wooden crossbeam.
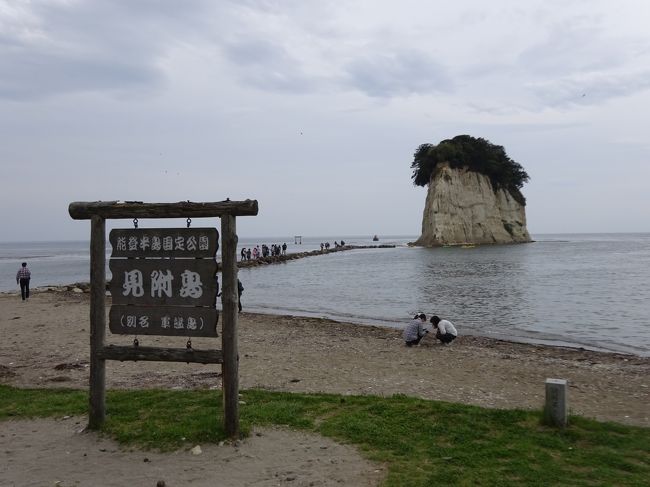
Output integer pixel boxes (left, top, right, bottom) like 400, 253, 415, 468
98, 345, 223, 364
69, 200, 258, 219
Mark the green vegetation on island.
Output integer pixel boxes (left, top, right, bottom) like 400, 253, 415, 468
2, 385, 649, 486
411, 135, 530, 205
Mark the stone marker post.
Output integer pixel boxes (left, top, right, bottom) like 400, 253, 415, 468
544, 378, 568, 427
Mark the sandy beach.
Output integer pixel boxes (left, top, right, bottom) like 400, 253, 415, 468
1, 289, 649, 485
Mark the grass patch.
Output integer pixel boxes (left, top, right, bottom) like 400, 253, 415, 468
1, 385, 648, 486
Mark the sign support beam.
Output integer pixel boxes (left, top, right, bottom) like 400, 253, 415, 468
88, 215, 106, 430
221, 214, 239, 438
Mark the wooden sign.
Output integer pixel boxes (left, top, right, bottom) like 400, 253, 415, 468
109, 259, 218, 307
109, 228, 218, 258
109, 306, 218, 337
70, 201, 258, 438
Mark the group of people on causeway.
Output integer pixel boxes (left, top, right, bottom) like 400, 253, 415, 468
403, 313, 458, 347
319, 241, 345, 251
240, 243, 287, 261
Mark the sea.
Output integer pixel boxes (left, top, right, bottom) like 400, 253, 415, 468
1, 234, 649, 357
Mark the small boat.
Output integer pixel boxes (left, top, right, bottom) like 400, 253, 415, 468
372, 235, 379, 241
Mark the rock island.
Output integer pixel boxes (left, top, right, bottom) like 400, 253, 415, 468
411, 135, 532, 246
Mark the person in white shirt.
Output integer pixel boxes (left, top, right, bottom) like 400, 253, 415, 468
430, 316, 457, 345
403, 313, 429, 347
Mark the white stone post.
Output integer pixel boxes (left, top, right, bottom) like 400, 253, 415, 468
544, 378, 568, 427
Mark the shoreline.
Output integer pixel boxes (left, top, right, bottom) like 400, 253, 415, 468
1, 290, 648, 427
3, 284, 648, 358
244, 306, 648, 358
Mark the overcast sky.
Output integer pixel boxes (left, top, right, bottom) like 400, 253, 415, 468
1, 0, 649, 241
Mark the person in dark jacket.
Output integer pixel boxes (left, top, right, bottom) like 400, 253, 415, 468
16, 262, 31, 301
403, 313, 428, 346
237, 279, 244, 313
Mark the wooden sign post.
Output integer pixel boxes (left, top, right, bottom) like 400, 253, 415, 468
69, 200, 258, 438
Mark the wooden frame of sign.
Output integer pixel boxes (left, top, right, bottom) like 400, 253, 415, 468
69, 199, 258, 438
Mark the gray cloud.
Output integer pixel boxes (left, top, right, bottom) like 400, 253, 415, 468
0, 0, 212, 101
518, 24, 626, 77
0, 49, 162, 100
223, 39, 285, 67
530, 70, 650, 107
228, 0, 302, 13
221, 39, 317, 93
344, 50, 452, 98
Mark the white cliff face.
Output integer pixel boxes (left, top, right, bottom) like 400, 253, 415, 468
415, 164, 531, 246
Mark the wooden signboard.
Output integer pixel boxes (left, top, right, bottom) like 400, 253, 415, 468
109, 259, 218, 307
109, 306, 218, 337
109, 227, 219, 335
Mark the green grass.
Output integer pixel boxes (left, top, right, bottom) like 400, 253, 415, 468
1, 385, 648, 486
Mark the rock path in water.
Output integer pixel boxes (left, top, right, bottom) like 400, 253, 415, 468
235, 244, 395, 269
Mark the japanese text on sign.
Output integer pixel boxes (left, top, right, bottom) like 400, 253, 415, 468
109, 306, 219, 337
116, 234, 209, 252
122, 269, 204, 299
109, 228, 219, 258
109, 259, 217, 307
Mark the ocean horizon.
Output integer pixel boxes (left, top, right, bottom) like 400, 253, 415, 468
2, 233, 649, 357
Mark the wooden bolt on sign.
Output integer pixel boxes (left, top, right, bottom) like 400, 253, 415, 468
108, 228, 219, 337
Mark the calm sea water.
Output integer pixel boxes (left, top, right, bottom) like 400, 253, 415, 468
1, 234, 649, 356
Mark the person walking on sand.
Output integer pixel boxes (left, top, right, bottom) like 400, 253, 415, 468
430, 316, 458, 345
403, 313, 429, 347
16, 262, 31, 301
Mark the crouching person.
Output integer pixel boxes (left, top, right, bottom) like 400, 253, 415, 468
430, 316, 457, 345
403, 313, 429, 347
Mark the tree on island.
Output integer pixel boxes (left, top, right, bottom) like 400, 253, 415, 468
410, 135, 530, 205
